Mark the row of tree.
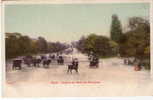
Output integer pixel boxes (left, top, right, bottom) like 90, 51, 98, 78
5, 33, 68, 59
119, 17, 150, 59
75, 15, 150, 69
75, 34, 118, 58
119, 17, 150, 69
5, 15, 150, 69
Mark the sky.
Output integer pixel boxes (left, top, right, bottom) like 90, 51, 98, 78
5, 3, 150, 43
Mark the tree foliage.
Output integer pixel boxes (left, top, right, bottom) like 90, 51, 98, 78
5, 33, 68, 59
120, 17, 150, 58
76, 34, 119, 58
119, 17, 150, 69
37, 37, 48, 53
110, 14, 122, 43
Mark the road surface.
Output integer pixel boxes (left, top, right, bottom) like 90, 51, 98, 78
3, 49, 153, 97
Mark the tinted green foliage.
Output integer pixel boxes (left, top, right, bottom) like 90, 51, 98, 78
47, 42, 68, 53
120, 17, 150, 58
119, 17, 150, 69
37, 37, 48, 53
5, 33, 68, 59
75, 36, 86, 53
5, 16, 150, 70
76, 34, 119, 58
110, 14, 122, 43
76, 16, 150, 70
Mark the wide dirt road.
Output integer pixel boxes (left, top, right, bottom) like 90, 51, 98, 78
3, 50, 153, 97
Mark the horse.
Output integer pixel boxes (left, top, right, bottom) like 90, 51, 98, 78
33, 58, 42, 67
41, 55, 47, 61
23, 56, 33, 67
67, 59, 79, 74
42, 59, 51, 68
49, 54, 55, 60
12, 60, 22, 70
57, 56, 64, 65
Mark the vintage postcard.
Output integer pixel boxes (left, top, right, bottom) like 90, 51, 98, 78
1, 0, 153, 98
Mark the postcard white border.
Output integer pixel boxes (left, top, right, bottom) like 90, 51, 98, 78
0, 0, 153, 99
2, 0, 152, 5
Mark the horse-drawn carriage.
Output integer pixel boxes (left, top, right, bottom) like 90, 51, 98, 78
57, 56, 64, 64
49, 54, 55, 60
32, 58, 42, 67
12, 59, 22, 70
89, 56, 99, 68
13, 55, 52, 69
67, 58, 79, 73
23, 55, 33, 66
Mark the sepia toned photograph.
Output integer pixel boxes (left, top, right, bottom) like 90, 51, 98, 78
2, 2, 153, 97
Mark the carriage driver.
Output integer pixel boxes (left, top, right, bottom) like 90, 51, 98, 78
72, 58, 79, 67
